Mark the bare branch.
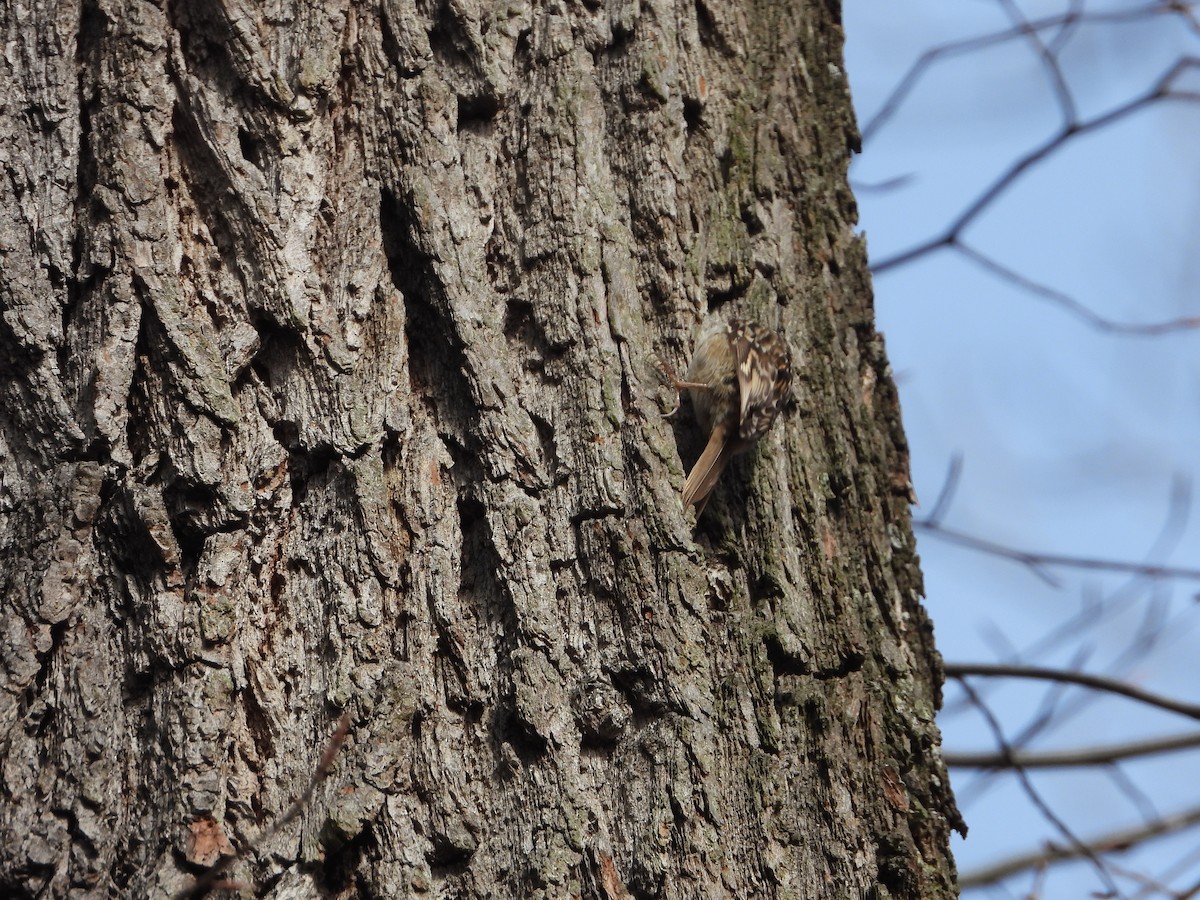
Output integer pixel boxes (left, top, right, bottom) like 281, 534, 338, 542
923, 452, 963, 528
913, 522, 1200, 585
863, 21, 1200, 335
873, 62, 1200, 277
1106, 763, 1163, 829
955, 678, 1122, 896
960, 804, 1200, 891
956, 241, 1200, 336
945, 731, 1200, 769
1135, 840, 1200, 900
996, 0, 1076, 126
859, 2, 1198, 145
946, 663, 1200, 722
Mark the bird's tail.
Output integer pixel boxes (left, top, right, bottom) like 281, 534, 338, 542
683, 425, 735, 513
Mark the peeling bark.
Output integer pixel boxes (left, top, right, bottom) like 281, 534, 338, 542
0, 0, 962, 897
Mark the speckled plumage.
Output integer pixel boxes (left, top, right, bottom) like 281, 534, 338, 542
680, 318, 791, 511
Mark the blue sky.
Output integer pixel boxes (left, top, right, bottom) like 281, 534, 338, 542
843, 1, 1200, 894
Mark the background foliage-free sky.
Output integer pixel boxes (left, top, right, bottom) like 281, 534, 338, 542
844, 1, 1200, 895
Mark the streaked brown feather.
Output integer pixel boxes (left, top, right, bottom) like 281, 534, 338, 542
678, 317, 792, 513
732, 321, 791, 441
681, 421, 736, 511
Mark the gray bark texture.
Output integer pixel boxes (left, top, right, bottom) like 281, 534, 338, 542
0, 0, 963, 897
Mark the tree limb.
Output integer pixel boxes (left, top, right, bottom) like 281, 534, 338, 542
946, 663, 1200, 722
945, 731, 1200, 769
960, 804, 1200, 891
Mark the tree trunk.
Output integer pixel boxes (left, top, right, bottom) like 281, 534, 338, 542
0, 0, 962, 897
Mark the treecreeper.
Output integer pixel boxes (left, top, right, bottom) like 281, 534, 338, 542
671, 318, 792, 514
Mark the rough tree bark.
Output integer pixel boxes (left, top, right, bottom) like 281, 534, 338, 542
0, 0, 963, 897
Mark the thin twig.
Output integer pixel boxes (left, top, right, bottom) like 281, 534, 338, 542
873, 65, 1198, 276
946, 663, 1200, 721
913, 522, 1200, 585
1107, 763, 1162, 828
923, 452, 963, 528
960, 804, 1200, 891
997, 0, 1076, 126
866, 34, 1200, 335
945, 731, 1200, 769
955, 678, 1123, 897
859, 2, 1195, 145
956, 241, 1200, 336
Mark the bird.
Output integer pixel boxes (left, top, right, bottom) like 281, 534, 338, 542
670, 318, 792, 513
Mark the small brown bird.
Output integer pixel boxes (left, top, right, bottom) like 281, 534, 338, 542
672, 318, 792, 512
